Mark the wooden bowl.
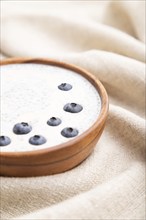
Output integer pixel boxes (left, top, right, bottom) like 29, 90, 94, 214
0, 58, 108, 177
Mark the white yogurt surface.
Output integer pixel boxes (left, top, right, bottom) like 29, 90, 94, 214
0, 63, 101, 152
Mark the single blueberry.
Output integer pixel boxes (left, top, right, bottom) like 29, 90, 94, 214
47, 117, 62, 126
63, 103, 83, 113
29, 135, 47, 145
58, 83, 72, 91
13, 122, 32, 135
61, 127, 79, 138
0, 136, 11, 146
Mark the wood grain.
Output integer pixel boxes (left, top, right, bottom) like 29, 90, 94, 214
0, 58, 109, 177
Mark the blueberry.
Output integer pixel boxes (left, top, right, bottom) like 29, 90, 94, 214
63, 103, 83, 113
13, 122, 32, 135
29, 135, 47, 145
0, 136, 11, 146
58, 83, 72, 91
47, 117, 62, 126
61, 127, 79, 138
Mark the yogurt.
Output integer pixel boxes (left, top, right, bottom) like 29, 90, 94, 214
0, 63, 101, 152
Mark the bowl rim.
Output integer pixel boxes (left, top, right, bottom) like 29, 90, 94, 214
0, 58, 109, 161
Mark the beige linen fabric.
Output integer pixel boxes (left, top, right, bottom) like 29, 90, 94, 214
0, 1, 145, 219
